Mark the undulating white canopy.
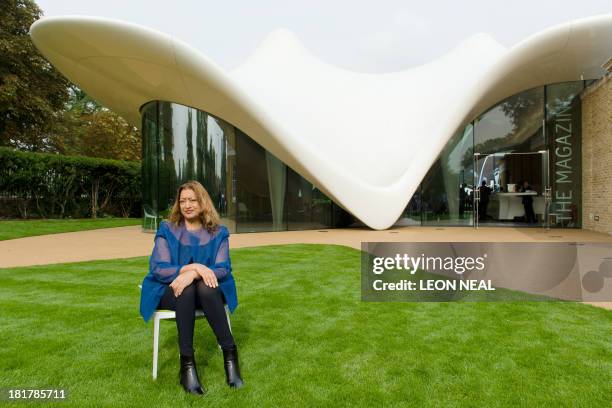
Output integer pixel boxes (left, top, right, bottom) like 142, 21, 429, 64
30, 15, 612, 229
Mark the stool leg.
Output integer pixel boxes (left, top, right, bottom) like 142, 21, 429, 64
153, 314, 160, 380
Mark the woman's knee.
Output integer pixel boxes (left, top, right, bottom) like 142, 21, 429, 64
196, 280, 220, 299
176, 281, 197, 298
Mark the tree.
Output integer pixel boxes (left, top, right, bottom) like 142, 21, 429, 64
48, 86, 141, 161
0, 0, 70, 151
77, 109, 141, 161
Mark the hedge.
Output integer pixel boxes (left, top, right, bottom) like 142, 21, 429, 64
0, 147, 141, 219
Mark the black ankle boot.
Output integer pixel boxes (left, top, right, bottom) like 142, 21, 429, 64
179, 354, 205, 395
222, 345, 244, 388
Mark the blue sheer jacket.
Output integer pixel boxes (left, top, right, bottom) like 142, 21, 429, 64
139, 220, 238, 323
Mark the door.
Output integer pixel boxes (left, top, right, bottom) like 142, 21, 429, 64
474, 151, 549, 228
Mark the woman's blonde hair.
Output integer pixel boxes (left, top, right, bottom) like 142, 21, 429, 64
168, 180, 221, 232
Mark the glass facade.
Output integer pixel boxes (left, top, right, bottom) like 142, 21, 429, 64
142, 81, 586, 232
286, 167, 334, 230
420, 124, 474, 226
397, 81, 585, 228
474, 87, 545, 155
141, 101, 353, 232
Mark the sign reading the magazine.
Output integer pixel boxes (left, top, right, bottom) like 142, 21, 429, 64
361, 242, 612, 302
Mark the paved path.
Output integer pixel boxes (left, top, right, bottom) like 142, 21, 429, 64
2, 225, 610, 309
3, 225, 611, 267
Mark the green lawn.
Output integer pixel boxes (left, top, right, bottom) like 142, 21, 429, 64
0, 218, 142, 241
0, 244, 610, 407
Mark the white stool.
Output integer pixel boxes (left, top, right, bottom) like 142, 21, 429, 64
152, 307, 232, 379
139, 285, 232, 379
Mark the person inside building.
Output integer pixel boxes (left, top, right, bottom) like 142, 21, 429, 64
520, 180, 537, 224
459, 183, 467, 218
478, 180, 492, 221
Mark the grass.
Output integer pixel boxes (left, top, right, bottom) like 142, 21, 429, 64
0, 218, 142, 241
0, 244, 610, 407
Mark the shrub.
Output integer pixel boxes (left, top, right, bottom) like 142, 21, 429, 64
0, 147, 141, 219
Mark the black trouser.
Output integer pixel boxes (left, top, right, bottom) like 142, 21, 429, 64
157, 280, 235, 356
479, 200, 489, 221
524, 202, 536, 223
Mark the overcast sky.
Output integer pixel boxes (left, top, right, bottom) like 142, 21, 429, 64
36, 0, 611, 73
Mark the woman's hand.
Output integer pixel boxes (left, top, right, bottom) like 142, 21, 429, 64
170, 270, 197, 297
192, 263, 218, 288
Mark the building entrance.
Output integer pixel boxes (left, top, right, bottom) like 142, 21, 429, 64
474, 151, 550, 228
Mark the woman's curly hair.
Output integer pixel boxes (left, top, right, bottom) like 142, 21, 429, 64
168, 180, 221, 232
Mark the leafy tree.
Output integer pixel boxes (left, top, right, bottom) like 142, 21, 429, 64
49, 86, 141, 161
77, 109, 141, 161
0, 1, 141, 160
0, 0, 70, 151
53, 110, 141, 161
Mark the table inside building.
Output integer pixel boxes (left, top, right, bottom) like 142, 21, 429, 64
492, 192, 545, 220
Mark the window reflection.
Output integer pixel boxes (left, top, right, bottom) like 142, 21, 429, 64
142, 102, 237, 231
141, 102, 159, 230
398, 82, 583, 229
286, 168, 333, 230
419, 124, 474, 226
141, 101, 347, 233
475, 87, 544, 154
144, 81, 586, 232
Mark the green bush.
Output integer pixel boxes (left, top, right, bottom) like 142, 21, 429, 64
0, 147, 141, 219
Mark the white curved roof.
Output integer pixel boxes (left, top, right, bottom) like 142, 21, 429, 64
30, 15, 612, 229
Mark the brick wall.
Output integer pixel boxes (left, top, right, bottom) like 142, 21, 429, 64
582, 65, 612, 235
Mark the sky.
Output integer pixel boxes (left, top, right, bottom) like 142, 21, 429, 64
36, 0, 611, 73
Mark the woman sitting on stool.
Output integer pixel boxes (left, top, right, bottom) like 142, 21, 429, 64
139, 180, 243, 395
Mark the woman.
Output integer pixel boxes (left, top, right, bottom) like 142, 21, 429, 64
139, 180, 243, 395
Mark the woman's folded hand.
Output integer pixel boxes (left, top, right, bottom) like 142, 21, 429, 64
192, 264, 218, 288
170, 270, 197, 297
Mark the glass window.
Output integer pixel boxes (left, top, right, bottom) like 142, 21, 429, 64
286, 168, 333, 230
420, 124, 474, 226
396, 191, 422, 226
141, 79, 584, 233
141, 102, 159, 229
143, 102, 236, 231
474, 87, 544, 155
141, 101, 342, 233
235, 129, 287, 232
